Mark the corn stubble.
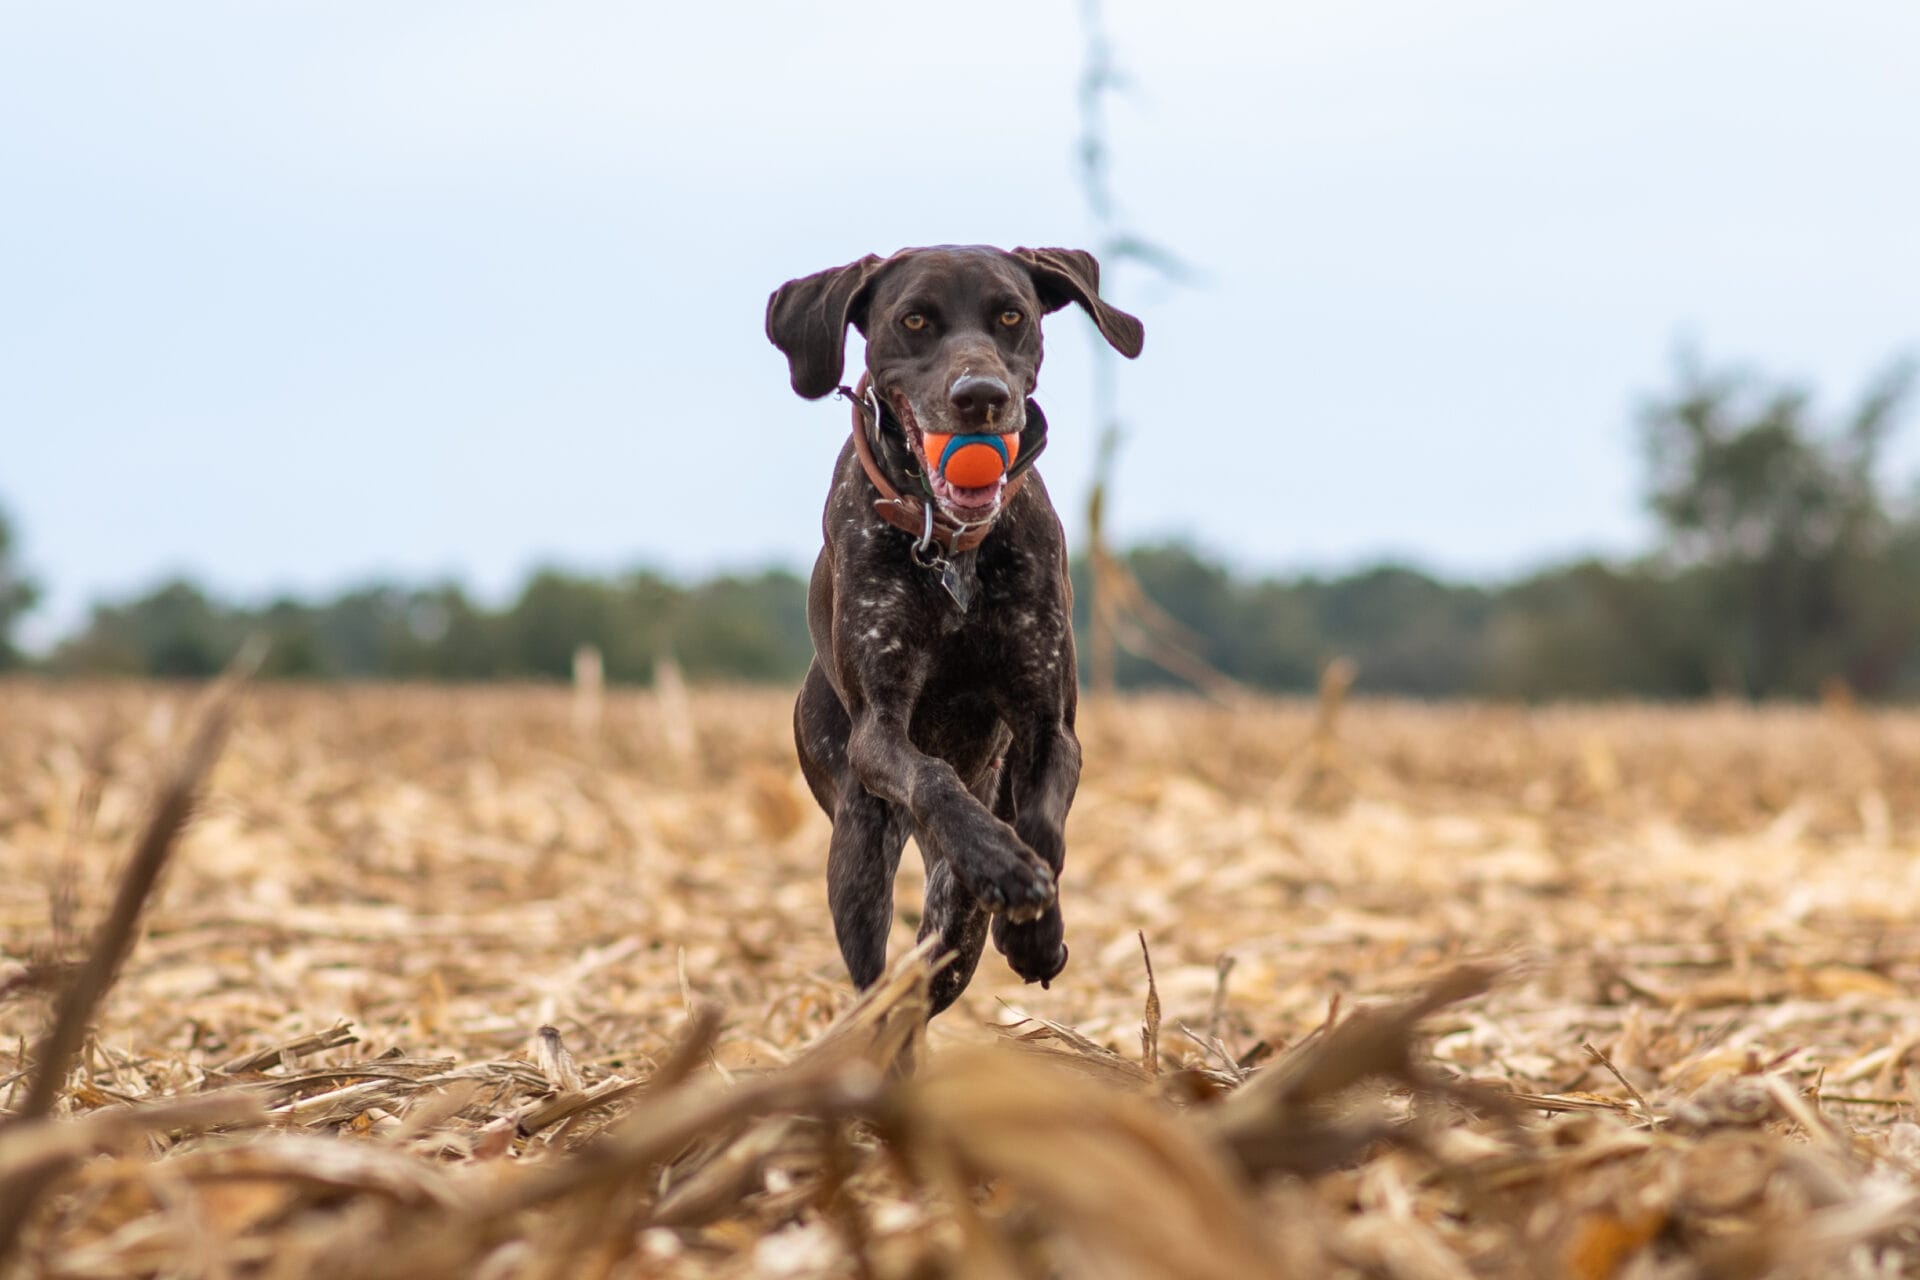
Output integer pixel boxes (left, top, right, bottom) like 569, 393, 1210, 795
5, 684, 1920, 1277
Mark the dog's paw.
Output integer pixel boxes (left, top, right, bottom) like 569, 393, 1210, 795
995, 908, 1068, 985
973, 854, 1056, 923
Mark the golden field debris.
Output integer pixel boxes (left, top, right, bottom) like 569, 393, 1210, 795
4, 681, 1920, 1278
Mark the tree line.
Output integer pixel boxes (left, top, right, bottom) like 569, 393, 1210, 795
4, 353, 1915, 699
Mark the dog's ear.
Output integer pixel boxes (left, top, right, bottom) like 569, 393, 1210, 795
765, 255, 887, 399
1011, 247, 1144, 359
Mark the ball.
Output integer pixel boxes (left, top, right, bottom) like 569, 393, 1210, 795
922, 431, 1020, 490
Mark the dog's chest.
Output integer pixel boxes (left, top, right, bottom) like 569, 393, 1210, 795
923, 562, 1069, 682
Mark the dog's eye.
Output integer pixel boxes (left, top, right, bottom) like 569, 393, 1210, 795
901, 312, 927, 332
999, 309, 1023, 328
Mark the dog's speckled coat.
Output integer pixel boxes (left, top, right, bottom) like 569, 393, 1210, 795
766, 245, 1143, 1015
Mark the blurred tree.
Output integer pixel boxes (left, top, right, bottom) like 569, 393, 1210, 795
0, 505, 38, 669
394, 583, 505, 680
1310, 566, 1497, 696
1483, 560, 1713, 699
1075, 543, 1497, 696
1641, 352, 1916, 696
667, 569, 813, 682
500, 569, 637, 680
256, 597, 325, 678
30, 349, 1920, 707
54, 579, 237, 677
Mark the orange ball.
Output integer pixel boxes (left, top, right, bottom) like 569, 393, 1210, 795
923, 431, 1019, 489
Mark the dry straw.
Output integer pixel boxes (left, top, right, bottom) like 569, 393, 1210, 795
5, 683, 1920, 1277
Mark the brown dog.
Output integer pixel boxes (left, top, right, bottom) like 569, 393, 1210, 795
766, 245, 1143, 1014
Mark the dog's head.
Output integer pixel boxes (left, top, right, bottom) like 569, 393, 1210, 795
767, 246, 1144, 519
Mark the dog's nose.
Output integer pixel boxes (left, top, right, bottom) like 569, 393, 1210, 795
948, 374, 1011, 428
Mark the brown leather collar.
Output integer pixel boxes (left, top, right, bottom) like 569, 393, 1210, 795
843, 373, 1028, 556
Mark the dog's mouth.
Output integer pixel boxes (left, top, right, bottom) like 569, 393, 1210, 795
889, 392, 1008, 520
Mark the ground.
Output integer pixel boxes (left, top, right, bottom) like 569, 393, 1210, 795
4, 683, 1920, 1278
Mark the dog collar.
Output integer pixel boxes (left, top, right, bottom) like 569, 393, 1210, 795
837, 374, 1047, 556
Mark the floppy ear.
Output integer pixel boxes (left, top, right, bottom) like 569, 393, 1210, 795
765, 254, 887, 399
1010, 247, 1145, 359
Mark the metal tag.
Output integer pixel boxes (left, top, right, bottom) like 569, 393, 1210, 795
939, 560, 976, 612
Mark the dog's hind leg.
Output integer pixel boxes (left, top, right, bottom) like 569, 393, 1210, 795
798, 663, 912, 989
828, 790, 911, 989
919, 860, 989, 1015
794, 660, 850, 817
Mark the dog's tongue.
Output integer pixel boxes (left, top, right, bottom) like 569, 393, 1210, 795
915, 436, 1005, 518
950, 487, 999, 513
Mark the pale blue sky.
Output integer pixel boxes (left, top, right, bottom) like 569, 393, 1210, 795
4, 1, 1917, 644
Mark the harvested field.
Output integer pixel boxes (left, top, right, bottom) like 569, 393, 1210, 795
5, 681, 1920, 1278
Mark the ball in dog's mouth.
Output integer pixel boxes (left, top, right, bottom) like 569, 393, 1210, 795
922, 429, 1017, 518
889, 393, 1016, 520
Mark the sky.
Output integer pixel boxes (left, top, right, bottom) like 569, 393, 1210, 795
4, 1, 1917, 646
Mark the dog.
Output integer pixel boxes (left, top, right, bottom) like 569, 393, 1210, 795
765, 245, 1144, 1015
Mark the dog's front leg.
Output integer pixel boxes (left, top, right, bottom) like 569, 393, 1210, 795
990, 716, 1079, 985
845, 708, 1057, 923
